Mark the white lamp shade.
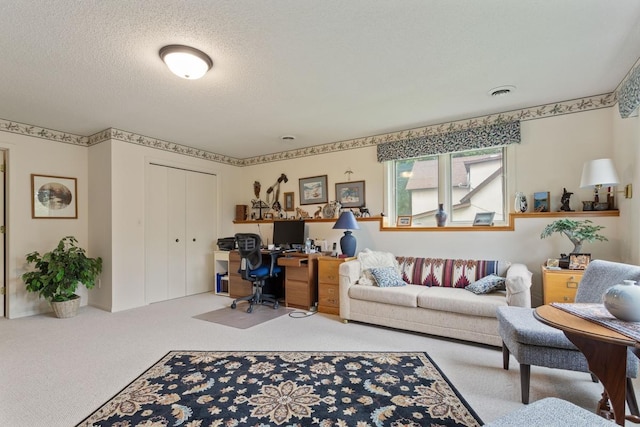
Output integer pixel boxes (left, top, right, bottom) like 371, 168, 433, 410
579, 158, 620, 188
160, 45, 212, 80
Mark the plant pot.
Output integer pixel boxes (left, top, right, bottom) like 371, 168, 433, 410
51, 295, 80, 318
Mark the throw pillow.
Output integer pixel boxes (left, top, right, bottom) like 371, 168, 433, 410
357, 249, 400, 286
465, 274, 506, 294
370, 266, 407, 287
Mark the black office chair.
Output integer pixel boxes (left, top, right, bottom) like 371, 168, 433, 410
231, 233, 281, 313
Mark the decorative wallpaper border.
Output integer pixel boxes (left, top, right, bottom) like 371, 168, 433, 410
0, 90, 624, 167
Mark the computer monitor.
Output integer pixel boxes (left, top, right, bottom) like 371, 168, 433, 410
272, 220, 305, 249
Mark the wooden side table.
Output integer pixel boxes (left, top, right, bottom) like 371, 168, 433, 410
541, 265, 584, 304
318, 256, 354, 315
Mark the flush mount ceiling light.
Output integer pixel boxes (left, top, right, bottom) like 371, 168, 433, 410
488, 85, 516, 97
159, 45, 213, 80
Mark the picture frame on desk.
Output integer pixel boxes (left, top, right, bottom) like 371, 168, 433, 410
397, 215, 412, 227
569, 253, 591, 270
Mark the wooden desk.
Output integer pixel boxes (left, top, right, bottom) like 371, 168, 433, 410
534, 305, 638, 425
277, 253, 320, 310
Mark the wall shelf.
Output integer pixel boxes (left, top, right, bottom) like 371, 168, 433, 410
233, 211, 619, 231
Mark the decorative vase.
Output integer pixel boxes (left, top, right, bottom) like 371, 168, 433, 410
514, 192, 528, 213
603, 280, 640, 322
435, 203, 447, 227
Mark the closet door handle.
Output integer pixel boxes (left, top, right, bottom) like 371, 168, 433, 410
176, 239, 180, 242
193, 238, 196, 242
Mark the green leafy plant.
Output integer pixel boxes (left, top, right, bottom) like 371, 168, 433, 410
22, 236, 103, 302
540, 219, 607, 253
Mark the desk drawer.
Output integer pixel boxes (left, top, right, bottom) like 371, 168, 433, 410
319, 284, 339, 307
543, 269, 582, 304
319, 263, 340, 283
285, 266, 309, 282
286, 279, 312, 309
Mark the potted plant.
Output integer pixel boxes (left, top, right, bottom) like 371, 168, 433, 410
22, 236, 102, 318
540, 219, 607, 267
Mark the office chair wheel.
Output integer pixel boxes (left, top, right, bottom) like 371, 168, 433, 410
231, 302, 237, 309
247, 306, 253, 313
273, 302, 279, 309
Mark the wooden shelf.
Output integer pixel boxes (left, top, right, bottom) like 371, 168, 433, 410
511, 210, 619, 218
233, 216, 382, 224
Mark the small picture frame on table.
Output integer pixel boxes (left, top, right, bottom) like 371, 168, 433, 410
472, 212, 495, 226
533, 191, 550, 212
569, 253, 591, 270
397, 215, 412, 227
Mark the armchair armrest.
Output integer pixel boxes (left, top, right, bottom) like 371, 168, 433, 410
339, 259, 361, 320
505, 263, 533, 308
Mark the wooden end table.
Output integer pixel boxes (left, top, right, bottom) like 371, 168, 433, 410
534, 304, 640, 425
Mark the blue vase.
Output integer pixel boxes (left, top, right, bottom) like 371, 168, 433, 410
603, 280, 640, 322
340, 231, 357, 257
435, 203, 447, 227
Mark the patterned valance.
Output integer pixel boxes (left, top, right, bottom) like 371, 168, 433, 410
376, 121, 521, 162
618, 63, 640, 118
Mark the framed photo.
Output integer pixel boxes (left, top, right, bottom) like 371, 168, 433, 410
569, 253, 591, 270
283, 192, 295, 212
397, 215, 412, 227
335, 180, 365, 208
299, 175, 328, 205
472, 212, 495, 226
534, 191, 550, 212
31, 174, 78, 219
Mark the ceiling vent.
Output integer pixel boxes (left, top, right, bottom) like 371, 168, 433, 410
489, 85, 516, 97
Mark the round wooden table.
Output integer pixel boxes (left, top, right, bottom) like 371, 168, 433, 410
534, 304, 639, 425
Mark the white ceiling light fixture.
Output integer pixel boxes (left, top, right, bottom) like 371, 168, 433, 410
159, 45, 213, 80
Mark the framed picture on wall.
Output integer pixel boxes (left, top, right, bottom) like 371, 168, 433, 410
299, 175, 328, 205
284, 192, 295, 211
31, 174, 78, 219
335, 181, 365, 208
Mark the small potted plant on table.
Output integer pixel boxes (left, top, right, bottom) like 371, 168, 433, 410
540, 219, 607, 267
22, 236, 102, 318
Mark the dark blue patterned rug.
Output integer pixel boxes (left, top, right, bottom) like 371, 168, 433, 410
77, 351, 482, 427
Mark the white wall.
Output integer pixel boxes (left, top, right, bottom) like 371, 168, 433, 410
234, 108, 621, 306
1, 133, 89, 318
612, 106, 640, 264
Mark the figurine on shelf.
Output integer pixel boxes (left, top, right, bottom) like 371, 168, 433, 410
313, 206, 322, 219
359, 206, 371, 217
559, 188, 574, 212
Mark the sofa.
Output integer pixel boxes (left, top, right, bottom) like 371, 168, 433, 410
339, 250, 533, 347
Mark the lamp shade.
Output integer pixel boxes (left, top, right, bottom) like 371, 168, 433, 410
333, 211, 360, 257
159, 45, 213, 80
580, 158, 620, 188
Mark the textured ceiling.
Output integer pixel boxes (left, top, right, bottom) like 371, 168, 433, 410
1, 1, 640, 159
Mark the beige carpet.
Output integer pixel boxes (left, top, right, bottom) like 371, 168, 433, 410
193, 304, 292, 329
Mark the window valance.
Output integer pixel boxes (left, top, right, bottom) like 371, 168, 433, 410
376, 121, 520, 162
618, 63, 640, 119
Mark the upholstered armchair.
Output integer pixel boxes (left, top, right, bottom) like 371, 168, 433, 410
497, 259, 640, 411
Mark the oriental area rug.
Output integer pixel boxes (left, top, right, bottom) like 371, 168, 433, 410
77, 351, 482, 427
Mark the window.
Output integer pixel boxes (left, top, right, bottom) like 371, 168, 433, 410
388, 147, 506, 226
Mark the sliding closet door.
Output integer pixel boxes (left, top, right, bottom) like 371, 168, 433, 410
167, 168, 187, 299
145, 164, 169, 304
145, 163, 217, 304
185, 171, 217, 295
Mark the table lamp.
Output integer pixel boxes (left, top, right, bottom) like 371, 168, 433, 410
333, 211, 360, 257
579, 158, 619, 203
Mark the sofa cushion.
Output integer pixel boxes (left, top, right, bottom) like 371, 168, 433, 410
348, 284, 426, 307
396, 257, 510, 288
370, 266, 407, 287
465, 274, 505, 294
417, 287, 507, 318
